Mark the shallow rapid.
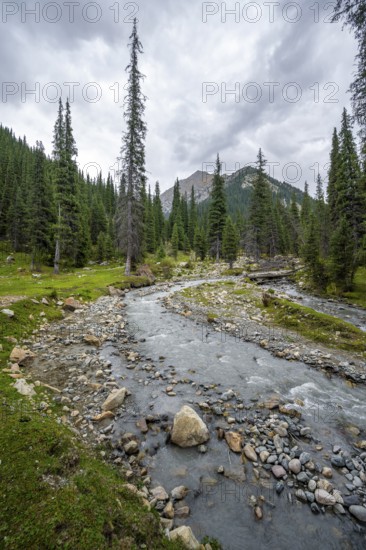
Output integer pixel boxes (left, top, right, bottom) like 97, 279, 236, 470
102, 280, 366, 550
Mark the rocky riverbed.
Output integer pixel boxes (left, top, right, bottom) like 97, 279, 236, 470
164, 279, 366, 385
5, 281, 366, 549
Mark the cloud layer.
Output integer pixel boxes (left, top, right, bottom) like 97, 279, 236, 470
0, 0, 358, 195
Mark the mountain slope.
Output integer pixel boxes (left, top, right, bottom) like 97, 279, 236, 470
161, 165, 306, 216
161, 170, 214, 214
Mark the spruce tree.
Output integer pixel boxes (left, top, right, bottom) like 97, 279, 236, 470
330, 216, 354, 290
145, 186, 156, 253
30, 141, 55, 269
208, 154, 227, 261
52, 98, 85, 272
194, 225, 207, 261
116, 18, 147, 275
222, 216, 239, 268
153, 181, 164, 245
96, 231, 106, 262
289, 194, 300, 256
315, 174, 329, 257
247, 149, 271, 259
330, 108, 364, 283
188, 186, 197, 248
171, 222, 179, 259
169, 178, 181, 238
90, 195, 107, 244
327, 128, 340, 225
303, 212, 326, 289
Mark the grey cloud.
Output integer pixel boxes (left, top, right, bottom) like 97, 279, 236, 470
0, 0, 360, 196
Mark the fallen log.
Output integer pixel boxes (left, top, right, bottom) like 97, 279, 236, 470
246, 267, 303, 281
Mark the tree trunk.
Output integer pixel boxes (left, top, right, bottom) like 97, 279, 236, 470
54, 239, 60, 274
125, 254, 131, 276
216, 236, 220, 263
54, 204, 61, 274
125, 192, 133, 276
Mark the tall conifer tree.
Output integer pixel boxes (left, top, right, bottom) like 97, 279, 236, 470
208, 154, 227, 261
116, 18, 147, 275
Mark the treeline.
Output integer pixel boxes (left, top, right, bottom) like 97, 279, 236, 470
303, 108, 366, 291
0, 14, 364, 293
0, 113, 117, 268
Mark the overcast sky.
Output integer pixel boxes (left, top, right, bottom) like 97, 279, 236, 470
0, 0, 358, 195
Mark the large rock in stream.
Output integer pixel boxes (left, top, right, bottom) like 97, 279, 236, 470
169, 526, 200, 549
102, 388, 127, 411
171, 405, 209, 448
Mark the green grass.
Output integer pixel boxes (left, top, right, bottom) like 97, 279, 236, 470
0, 254, 187, 549
265, 297, 366, 354
0, 297, 63, 345
179, 280, 366, 356
0, 256, 141, 302
222, 268, 243, 276
233, 288, 251, 296
0, 379, 185, 549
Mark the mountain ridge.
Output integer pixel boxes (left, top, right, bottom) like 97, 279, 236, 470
161, 165, 306, 215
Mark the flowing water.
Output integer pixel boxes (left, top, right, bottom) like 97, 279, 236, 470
101, 280, 366, 550
262, 280, 366, 332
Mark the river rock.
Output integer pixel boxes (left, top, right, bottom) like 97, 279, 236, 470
263, 394, 281, 409
308, 480, 317, 492
272, 465, 286, 479
279, 403, 302, 418
224, 431, 242, 454
299, 452, 311, 465
171, 486, 188, 501
289, 459, 301, 474
353, 476, 363, 488
13, 378, 36, 397
334, 503, 346, 514
175, 505, 190, 518
315, 489, 336, 506
124, 441, 139, 455
171, 405, 209, 447
102, 388, 127, 411
332, 490, 344, 504
160, 517, 174, 531
92, 411, 115, 422
317, 479, 333, 492
169, 526, 200, 549
83, 334, 101, 347
343, 495, 361, 507
243, 444, 257, 461
331, 455, 346, 468
260, 450, 270, 463
1, 308, 14, 318
322, 467, 333, 478
151, 486, 169, 501
295, 489, 307, 503
10, 347, 36, 367
62, 297, 82, 311
108, 285, 124, 297
349, 505, 366, 523
297, 472, 309, 483
163, 501, 174, 519
136, 418, 148, 434
255, 506, 263, 519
